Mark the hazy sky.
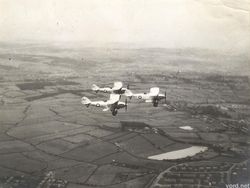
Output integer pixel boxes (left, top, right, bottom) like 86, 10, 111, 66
0, 0, 249, 51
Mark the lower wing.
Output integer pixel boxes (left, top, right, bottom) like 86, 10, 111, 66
103, 107, 110, 111
145, 99, 153, 103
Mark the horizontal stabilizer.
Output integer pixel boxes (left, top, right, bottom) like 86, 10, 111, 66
92, 84, 99, 91
81, 97, 91, 105
124, 89, 133, 97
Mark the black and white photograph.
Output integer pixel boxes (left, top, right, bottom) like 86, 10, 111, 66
0, 0, 249, 187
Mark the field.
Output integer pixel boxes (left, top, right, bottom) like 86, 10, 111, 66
0, 42, 249, 187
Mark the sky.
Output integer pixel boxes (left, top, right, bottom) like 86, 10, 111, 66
0, 0, 249, 52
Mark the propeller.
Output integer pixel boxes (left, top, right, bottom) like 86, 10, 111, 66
164, 91, 167, 104
124, 99, 128, 111
127, 84, 130, 90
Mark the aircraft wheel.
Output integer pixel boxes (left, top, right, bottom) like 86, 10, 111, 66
153, 101, 158, 107
112, 110, 118, 116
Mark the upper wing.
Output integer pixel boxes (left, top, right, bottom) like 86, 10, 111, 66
107, 94, 120, 104
112, 82, 123, 91
149, 87, 160, 96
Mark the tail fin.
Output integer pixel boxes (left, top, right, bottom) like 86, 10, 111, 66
124, 89, 133, 98
91, 84, 99, 91
81, 97, 91, 105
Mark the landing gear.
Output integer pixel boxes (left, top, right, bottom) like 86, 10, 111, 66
112, 109, 118, 116
153, 100, 159, 107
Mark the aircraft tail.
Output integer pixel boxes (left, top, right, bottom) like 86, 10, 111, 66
91, 84, 99, 91
124, 89, 133, 98
81, 97, 91, 105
